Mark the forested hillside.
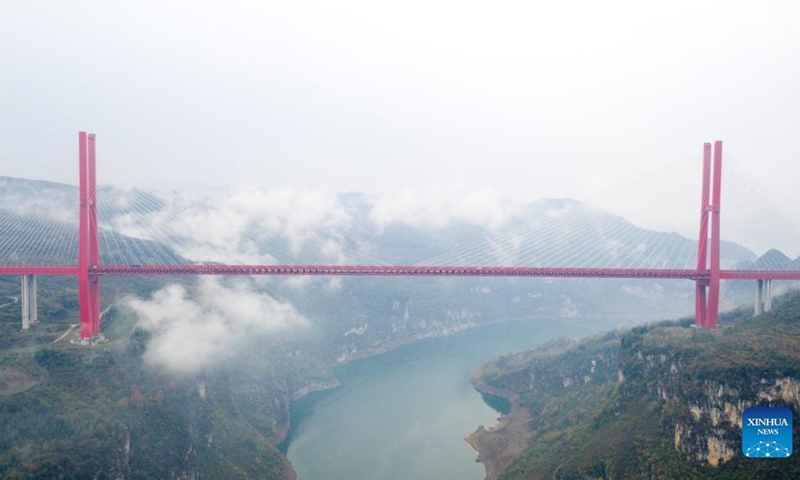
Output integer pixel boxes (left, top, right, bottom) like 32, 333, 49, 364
472, 293, 800, 479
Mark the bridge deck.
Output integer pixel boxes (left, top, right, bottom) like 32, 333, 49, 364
1, 265, 799, 281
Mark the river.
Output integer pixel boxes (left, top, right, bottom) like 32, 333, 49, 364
283, 317, 628, 480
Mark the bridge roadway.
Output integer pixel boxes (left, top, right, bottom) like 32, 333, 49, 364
2, 265, 800, 281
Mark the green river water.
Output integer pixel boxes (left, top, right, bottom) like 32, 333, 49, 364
283, 317, 627, 480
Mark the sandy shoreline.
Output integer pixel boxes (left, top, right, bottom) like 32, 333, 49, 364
465, 372, 533, 480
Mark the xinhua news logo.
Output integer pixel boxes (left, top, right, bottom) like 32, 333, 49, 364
742, 407, 793, 458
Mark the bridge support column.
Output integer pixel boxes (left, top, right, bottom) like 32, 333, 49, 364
754, 279, 763, 315
20, 274, 37, 330
764, 279, 773, 312
78, 132, 102, 340
694, 141, 722, 329
695, 281, 708, 326
695, 143, 711, 328
704, 141, 723, 329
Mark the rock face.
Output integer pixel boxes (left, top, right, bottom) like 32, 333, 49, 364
618, 323, 800, 470
290, 379, 341, 402
619, 342, 749, 467
669, 377, 800, 467
470, 294, 800, 479
467, 372, 534, 480
465, 410, 533, 480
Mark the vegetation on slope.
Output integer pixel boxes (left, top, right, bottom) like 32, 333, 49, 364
0, 276, 337, 480
475, 292, 800, 479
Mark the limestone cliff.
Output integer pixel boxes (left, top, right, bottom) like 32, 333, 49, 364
471, 293, 800, 479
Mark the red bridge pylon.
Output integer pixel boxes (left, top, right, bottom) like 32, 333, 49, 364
695, 141, 722, 329
78, 132, 101, 339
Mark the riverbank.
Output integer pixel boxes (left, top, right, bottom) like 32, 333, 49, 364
283, 314, 611, 416
466, 371, 533, 480
462, 296, 800, 478
276, 319, 514, 445
283, 318, 612, 480
280, 316, 632, 479
329, 313, 644, 367
273, 322, 489, 447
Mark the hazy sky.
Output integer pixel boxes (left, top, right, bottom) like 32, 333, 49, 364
1, 0, 799, 240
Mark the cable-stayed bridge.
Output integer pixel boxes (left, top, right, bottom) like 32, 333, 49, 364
1, 132, 799, 341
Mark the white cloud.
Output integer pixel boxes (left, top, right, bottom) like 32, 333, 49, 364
108, 186, 355, 264
0, 182, 76, 225
227, 186, 351, 240
105, 184, 535, 266
283, 276, 314, 289
125, 278, 306, 374
369, 186, 524, 231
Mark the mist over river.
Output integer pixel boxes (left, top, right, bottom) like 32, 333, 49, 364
282, 316, 630, 480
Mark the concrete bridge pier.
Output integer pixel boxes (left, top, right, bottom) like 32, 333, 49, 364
764, 279, 773, 312
20, 274, 38, 330
754, 279, 773, 315
754, 280, 763, 315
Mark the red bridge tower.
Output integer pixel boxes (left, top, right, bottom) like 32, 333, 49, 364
695, 141, 722, 329
78, 132, 101, 339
